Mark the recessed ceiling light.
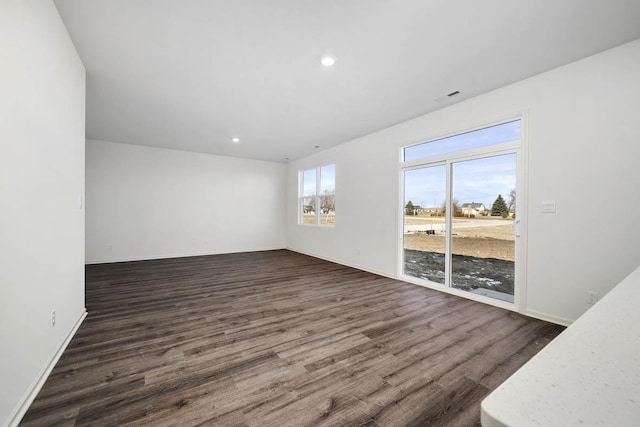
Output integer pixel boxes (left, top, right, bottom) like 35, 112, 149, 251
320, 56, 336, 67
231, 137, 240, 143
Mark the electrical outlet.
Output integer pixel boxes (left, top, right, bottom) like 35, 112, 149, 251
51, 310, 56, 327
587, 291, 599, 305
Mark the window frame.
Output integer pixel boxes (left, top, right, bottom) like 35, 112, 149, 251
298, 163, 336, 227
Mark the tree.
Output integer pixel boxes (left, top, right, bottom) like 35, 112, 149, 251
491, 194, 509, 217
320, 192, 335, 214
441, 198, 463, 217
405, 200, 415, 216
303, 197, 316, 213
507, 188, 516, 212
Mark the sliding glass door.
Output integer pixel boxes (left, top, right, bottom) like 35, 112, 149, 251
450, 154, 516, 303
402, 120, 522, 306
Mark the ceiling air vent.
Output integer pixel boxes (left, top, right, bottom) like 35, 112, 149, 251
434, 90, 462, 103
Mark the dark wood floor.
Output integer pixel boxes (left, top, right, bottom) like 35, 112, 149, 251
22, 250, 563, 427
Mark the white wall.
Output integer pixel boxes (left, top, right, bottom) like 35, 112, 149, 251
0, 1, 86, 426
287, 39, 640, 325
86, 140, 286, 263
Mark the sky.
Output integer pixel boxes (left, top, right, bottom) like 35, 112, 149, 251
404, 120, 519, 209
302, 163, 335, 197
404, 119, 521, 162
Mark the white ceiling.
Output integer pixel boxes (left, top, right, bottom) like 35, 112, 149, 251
54, 0, 640, 162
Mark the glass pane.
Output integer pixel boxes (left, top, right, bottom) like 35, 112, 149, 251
404, 120, 520, 162
319, 195, 335, 226
451, 154, 516, 303
320, 164, 335, 195
302, 169, 316, 197
301, 197, 316, 224
403, 165, 446, 284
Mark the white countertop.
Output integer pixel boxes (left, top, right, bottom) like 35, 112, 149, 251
481, 265, 640, 427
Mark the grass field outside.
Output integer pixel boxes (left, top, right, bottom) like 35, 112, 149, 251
302, 213, 336, 226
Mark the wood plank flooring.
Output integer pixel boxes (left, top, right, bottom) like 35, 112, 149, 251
21, 250, 564, 426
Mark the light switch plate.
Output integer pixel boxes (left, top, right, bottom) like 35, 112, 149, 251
541, 200, 556, 213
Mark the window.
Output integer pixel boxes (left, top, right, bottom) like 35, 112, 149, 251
403, 120, 521, 162
299, 164, 335, 226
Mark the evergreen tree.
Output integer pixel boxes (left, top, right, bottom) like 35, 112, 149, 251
405, 200, 415, 216
491, 194, 509, 216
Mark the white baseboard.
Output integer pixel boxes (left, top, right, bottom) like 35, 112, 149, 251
286, 247, 397, 280
86, 246, 287, 265
5, 309, 87, 427
525, 308, 573, 327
